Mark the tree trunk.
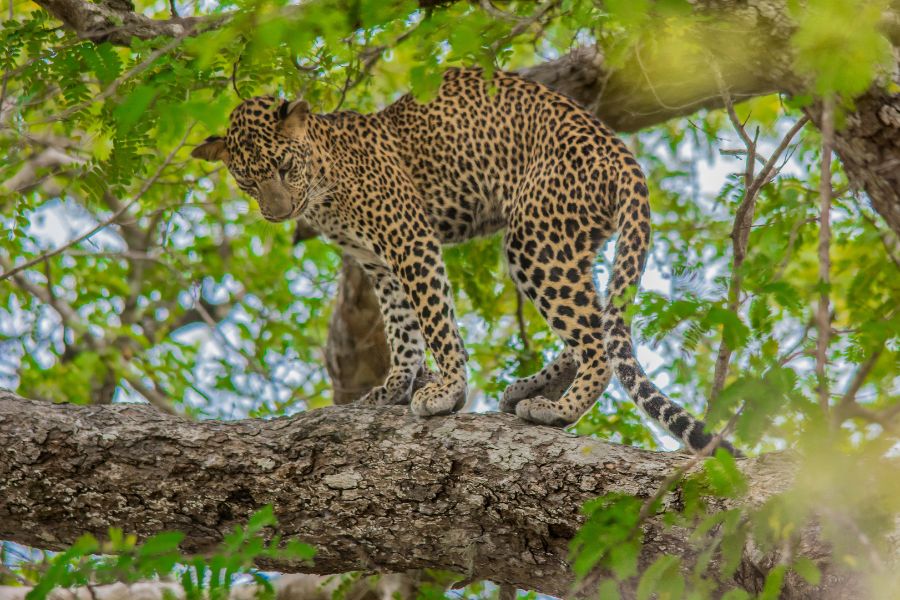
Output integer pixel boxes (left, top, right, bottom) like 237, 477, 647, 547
0, 392, 882, 598
324, 256, 390, 405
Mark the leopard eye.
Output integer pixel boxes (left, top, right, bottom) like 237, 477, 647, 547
234, 177, 257, 194
232, 173, 251, 187
277, 157, 294, 181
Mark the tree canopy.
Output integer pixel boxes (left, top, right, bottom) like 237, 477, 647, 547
1, 0, 899, 598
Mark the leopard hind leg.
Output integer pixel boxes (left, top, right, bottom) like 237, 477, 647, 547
502, 218, 614, 426
499, 347, 578, 413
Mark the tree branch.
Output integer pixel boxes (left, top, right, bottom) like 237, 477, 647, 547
0, 125, 191, 283
0, 392, 884, 598
32, 0, 220, 45
816, 97, 835, 417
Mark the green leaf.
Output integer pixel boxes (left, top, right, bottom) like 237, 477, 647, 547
791, 0, 892, 98
792, 557, 821, 586
114, 84, 158, 135
282, 540, 317, 561
138, 531, 185, 557
703, 449, 748, 498
759, 565, 786, 600
705, 306, 750, 350
606, 0, 650, 26
409, 63, 444, 102
597, 579, 622, 600
637, 555, 680, 600
247, 505, 277, 532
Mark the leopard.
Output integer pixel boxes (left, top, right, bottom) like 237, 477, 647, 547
191, 68, 735, 454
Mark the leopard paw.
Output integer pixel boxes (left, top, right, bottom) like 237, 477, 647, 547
515, 396, 573, 427
499, 381, 536, 413
410, 381, 467, 416
357, 380, 413, 407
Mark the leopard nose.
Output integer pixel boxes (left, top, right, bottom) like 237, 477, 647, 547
258, 179, 294, 220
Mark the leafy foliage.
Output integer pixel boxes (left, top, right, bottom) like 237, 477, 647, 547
1, 0, 898, 598
14, 506, 313, 599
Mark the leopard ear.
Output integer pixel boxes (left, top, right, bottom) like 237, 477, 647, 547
191, 136, 229, 162
278, 100, 310, 138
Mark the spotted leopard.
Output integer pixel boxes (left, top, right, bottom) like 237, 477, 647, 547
192, 68, 734, 454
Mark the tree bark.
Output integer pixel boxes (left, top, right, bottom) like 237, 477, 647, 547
0, 391, 882, 598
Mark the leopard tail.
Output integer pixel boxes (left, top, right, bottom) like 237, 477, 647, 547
603, 174, 737, 455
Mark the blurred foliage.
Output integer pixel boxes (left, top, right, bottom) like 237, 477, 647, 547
1, 0, 899, 598
10, 506, 314, 599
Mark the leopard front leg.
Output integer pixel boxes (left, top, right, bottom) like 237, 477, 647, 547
355, 261, 426, 407
385, 238, 468, 417
350, 159, 468, 417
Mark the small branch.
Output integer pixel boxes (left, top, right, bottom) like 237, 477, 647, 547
774, 217, 817, 280
515, 289, 530, 352
479, 0, 531, 23
817, 97, 834, 418
708, 81, 808, 408
489, 0, 559, 53
839, 349, 882, 409
744, 116, 810, 203
124, 375, 177, 415
859, 211, 900, 270
0, 255, 82, 330
1, 125, 193, 283
31, 0, 223, 46
35, 34, 187, 126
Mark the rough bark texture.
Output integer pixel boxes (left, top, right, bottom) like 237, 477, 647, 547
33, 0, 216, 44
816, 88, 900, 238
0, 391, 881, 598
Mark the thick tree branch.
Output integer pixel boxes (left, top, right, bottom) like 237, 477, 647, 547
0, 392, 884, 598
32, 0, 218, 45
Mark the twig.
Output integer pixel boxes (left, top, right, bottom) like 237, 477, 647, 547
1, 125, 194, 283
515, 289, 530, 352
859, 211, 900, 270
0, 254, 81, 329
817, 97, 834, 418
635, 404, 745, 526
839, 349, 882, 410
124, 375, 177, 415
774, 217, 817, 280
708, 74, 808, 408
480, 0, 531, 23
744, 116, 809, 201
569, 402, 749, 599
489, 0, 559, 53
231, 51, 246, 100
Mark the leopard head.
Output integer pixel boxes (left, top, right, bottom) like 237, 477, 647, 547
191, 96, 313, 222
